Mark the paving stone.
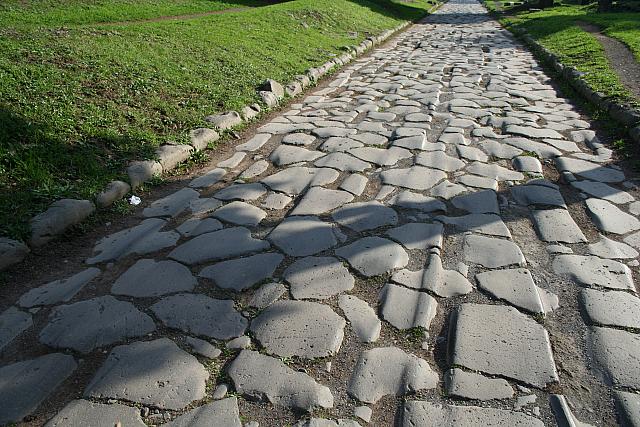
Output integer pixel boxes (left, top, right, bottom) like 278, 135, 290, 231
436, 213, 511, 237
430, 180, 467, 199
451, 190, 499, 214
214, 183, 267, 201
212, 201, 267, 227
439, 132, 467, 145
476, 268, 558, 314
354, 406, 372, 424
164, 398, 241, 427
0, 237, 29, 270
555, 157, 625, 183
457, 174, 498, 190
18, 267, 100, 307
390, 190, 447, 213
39, 296, 155, 353
291, 187, 354, 215
268, 216, 339, 256
386, 223, 443, 250
314, 152, 371, 172
85, 338, 208, 410
581, 288, 640, 329
217, 152, 246, 168
332, 201, 398, 232
87, 218, 179, 264
585, 198, 640, 234
457, 145, 489, 162
0, 307, 32, 352
294, 419, 361, 427
176, 217, 223, 237
320, 137, 364, 152
416, 151, 466, 172
391, 253, 472, 297
570, 180, 634, 204
249, 282, 286, 309
480, 139, 523, 159
513, 155, 543, 173
348, 147, 412, 167
587, 235, 639, 259
169, 227, 270, 265
502, 137, 562, 159
29, 199, 96, 247
228, 350, 333, 411
143, 188, 200, 218
250, 300, 345, 358
261, 192, 292, 210
282, 133, 316, 146
285, 256, 354, 300
614, 391, 640, 427
552, 255, 635, 291
444, 368, 514, 400
111, 259, 196, 297
590, 327, 640, 389
338, 295, 381, 343
261, 167, 339, 195
0, 353, 77, 425
240, 160, 269, 179
393, 135, 428, 150
44, 400, 146, 427
151, 294, 247, 339
270, 145, 324, 166
466, 161, 525, 181
336, 237, 408, 277
339, 174, 368, 196
313, 127, 357, 138
185, 336, 221, 359
531, 209, 587, 243
380, 166, 446, 191
199, 253, 284, 291
189, 198, 223, 215
451, 303, 558, 387
511, 184, 566, 208
505, 124, 563, 139
348, 347, 438, 404
379, 283, 437, 330
463, 235, 525, 268
549, 394, 595, 427
189, 168, 226, 188
401, 401, 544, 426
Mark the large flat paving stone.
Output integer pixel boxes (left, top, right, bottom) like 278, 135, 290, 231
555, 157, 625, 183
314, 152, 371, 172
212, 201, 267, 227
386, 223, 443, 250
169, 227, 270, 265
338, 295, 381, 343
349, 147, 412, 167
332, 201, 398, 232
390, 190, 447, 213
466, 161, 524, 181
391, 253, 472, 297
294, 419, 361, 427
590, 327, 640, 389
44, 400, 146, 427
587, 235, 639, 259
336, 237, 409, 277
436, 213, 511, 238
269, 145, 324, 166
18, 267, 100, 308
143, 188, 200, 218
164, 397, 241, 427
261, 167, 339, 195
285, 256, 354, 300
531, 209, 587, 243
571, 180, 635, 204
249, 282, 286, 309
111, 259, 196, 297
0, 307, 32, 352
290, 187, 354, 215
511, 184, 566, 208
268, 216, 340, 256
581, 288, 640, 329
214, 183, 267, 201
552, 255, 635, 291
451, 190, 499, 214
444, 368, 514, 401
415, 151, 465, 172
463, 235, 525, 268
199, 253, 284, 291
380, 166, 446, 191
189, 168, 226, 188
379, 283, 438, 330
250, 300, 345, 358
585, 198, 640, 234
450, 303, 558, 388
151, 294, 247, 339
400, 401, 544, 427
39, 296, 156, 353
84, 338, 208, 410
348, 347, 438, 404
228, 349, 333, 411
0, 353, 77, 425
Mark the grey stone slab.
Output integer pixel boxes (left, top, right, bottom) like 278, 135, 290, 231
319, 137, 364, 153
513, 156, 543, 174
391, 253, 472, 297
393, 135, 428, 150
269, 145, 324, 166
338, 295, 381, 343
314, 152, 371, 172
416, 151, 465, 172
85, 338, 208, 410
505, 124, 563, 139
283, 133, 316, 146
590, 326, 640, 389
457, 145, 489, 162
29, 199, 96, 247
587, 235, 639, 259
0, 237, 29, 271
249, 282, 286, 309
291, 187, 354, 215
570, 180, 634, 204
466, 161, 524, 181
380, 166, 446, 191
336, 237, 408, 277
430, 180, 467, 199
87, 218, 179, 264
348, 147, 412, 167
199, 253, 283, 291
189, 198, 223, 216
312, 127, 357, 138
217, 152, 246, 168
228, 350, 333, 411
390, 190, 447, 213
151, 294, 247, 339
581, 288, 640, 329
169, 227, 270, 265
240, 160, 269, 179
614, 391, 640, 427
463, 235, 525, 268
452, 190, 499, 214
458, 174, 498, 191
401, 401, 544, 427
212, 201, 267, 227
268, 216, 339, 256
511, 185, 566, 208
379, 283, 437, 329
261, 192, 292, 210
439, 133, 468, 145
214, 183, 267, 201
451, 303, 558, 387
436, 213, 511, 237
261, 167, 339, 195
45, 400, 146, 427
0, 353, 77, 425
555, 157, 625, 183
185, 336, 221, 359
39, 296, 155, 353
176, 217, 223, 237
444, 368, 514, 400
189, 168, 226, 189
164, 397, 241, 427
143, 188, 200, 218
553, 255, 635, 291
480, 139, 523, 159
502, 137, 562, 159
285, 256, 354, 300
0, 307, 32, 352
386, 223, 442, 251
18, 267, 100, 308
237, 133, 271, 151
586, 198, 640, 234
348, 347, 438, 404
339, 174, 368, 196
531, 209, 587, 243
112, 259, 196, 297
332, 201, 398, 232
250, 300, 345, 358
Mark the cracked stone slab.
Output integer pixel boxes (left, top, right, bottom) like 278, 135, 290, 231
390, 191, 447, 213
164, 397, 242, 427
391, 253, 472, 297
261, 167, 339, 195
199, 253, 284, 291
214, 183, 267, 201
436, 214, 511, 238
269, 145, 324, 166
250, 300, 345, 358
552, 255, 635, 291
587, 235, 639, 259
531, 209, 587, 243
169, 227, 270, 265
463, 235, 525, 268
590, 327, 640, 389
84, 338, 208, 410
212, 201, 267, 227
111, 259, 196, 297
285, 256, 354, 300
451, 190, 499, 214
228, 350, 333, 411
511, 185, 566, 208
502, 137, 561, 159
249, 282, 286, 309
0, 307, 33, 352
401, 401, 544, 427
379, 283, 438, 329
466, 161, 524, 181
177, 217, 223, 237
290, 187, 354, 215
339, 174, 368, 196
581, 288, 640, 329
336, 237, 408, 277
44, 400, 146, 427
348, 347, 438, 404
332, 201, 398, 232
570, 180, 634, 204
451, 303, 558, 388
261, 192, 292, 210
380, 166, 446, 191
386, 223, 443, 250
39, 296, 155, 353
152, 294, 247, 339
348, 147, 412, 167
585, 198, 640, 234
415, 151, 465, 172
338, 295, 381, 343
0, 353, 77, 425
19, 267, 100, 308
480, 139, 523, 159
555, 157, 625, 183
268, 216, 340, 256
314, 152, 372, 172
143, 188, 200, 218
444, 368, 514, 400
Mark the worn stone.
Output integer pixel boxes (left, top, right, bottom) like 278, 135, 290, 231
390, 190, 447, 213
587, 235, 639, 259
570, 180, 634, 204
555, 157, 624, 183
189, 168, 226, 188
339, 174, 368, 196
217, 152, 246, 169
190, 128, 219, 150
436, 214, 511, 237
511, 184, 566, 208
585, 198, 640, 234
430, 180, 467, 199
176, 217, 223, 237
19, 267, 100, 307
476, 268, 558, 314
314, 152, 371, 172
45, 400, 146, 427
213, 201, 267, 227
416, 151, 465, 172
268, 216, 339, 256
249, 282, 286, 309
262, 167, 339, 195
380, 166, 446, 191
205, 111, 242, 130
214, 183, 266, 201
185, 336, 221, 359
270, 145, 324, 166
285, 256, 354, 300
379, 283, 437, 330
590, 327, 640, 389
386, 223, 443, 250
332, 201, 398, 232
164, 398, 241, 427
30, 199, 95, 246
463, 235, 525, 268
392, 253, 472, 297
261, 192, 292, 210
581, 288, 640, 329
401, 401, 544, 426
127, 160, 162, 189
96, 180, 131, 208
614, 391, 640, 427
531, 209, 587, 243
199, 253, 283, 291
0, 307, 33, 352
552, 255, 635, 291
291, 187, 354, 215
444, 368, 514, 400
336, 237, 408, 277
338, 295, 381, 343
451, 190, 499, 214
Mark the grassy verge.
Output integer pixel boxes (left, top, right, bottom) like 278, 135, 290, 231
0, 0, 435, 240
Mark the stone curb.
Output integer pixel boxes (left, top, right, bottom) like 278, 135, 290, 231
2, 7, 439, 270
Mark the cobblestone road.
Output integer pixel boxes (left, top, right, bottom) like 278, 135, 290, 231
2, 0, 640, 425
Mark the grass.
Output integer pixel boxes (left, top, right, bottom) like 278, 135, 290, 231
0, 0, 435, 240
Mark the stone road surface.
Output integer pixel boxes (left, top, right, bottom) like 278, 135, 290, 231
2, 0, 640, 425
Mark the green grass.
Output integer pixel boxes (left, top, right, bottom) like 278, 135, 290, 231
0, 0, 435, 240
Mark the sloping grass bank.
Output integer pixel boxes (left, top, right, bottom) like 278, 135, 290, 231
0, 0, 434, 240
